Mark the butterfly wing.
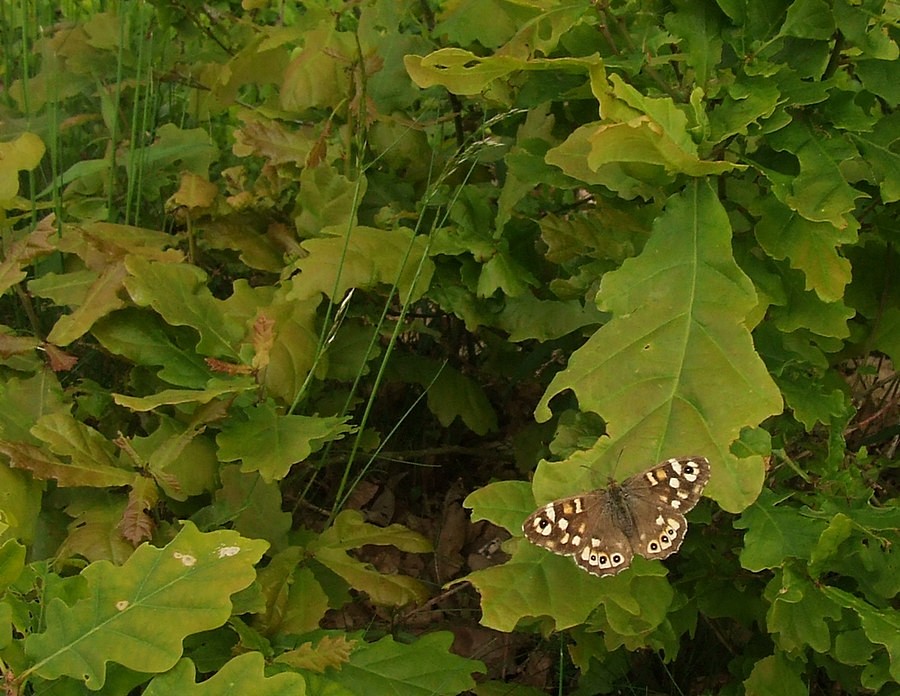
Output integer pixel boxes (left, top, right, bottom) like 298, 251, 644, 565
523, 492, 634, 576
619, 456, 711, 561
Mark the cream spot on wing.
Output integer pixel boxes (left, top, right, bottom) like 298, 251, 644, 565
535, 517, 553, 536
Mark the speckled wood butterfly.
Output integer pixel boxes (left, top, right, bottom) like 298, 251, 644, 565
523, 456, 710, 576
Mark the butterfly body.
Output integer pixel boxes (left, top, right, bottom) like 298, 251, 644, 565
523, 456, 710, 576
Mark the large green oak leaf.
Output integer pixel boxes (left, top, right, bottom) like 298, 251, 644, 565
25, 523, 268, 690
535, 182, 783, 512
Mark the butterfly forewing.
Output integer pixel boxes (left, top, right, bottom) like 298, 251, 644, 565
522, 456, 711, 577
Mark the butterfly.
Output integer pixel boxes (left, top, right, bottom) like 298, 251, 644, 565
522, 457, 710, 576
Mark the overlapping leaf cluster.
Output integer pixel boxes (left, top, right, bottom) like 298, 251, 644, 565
0, 0, 898, 694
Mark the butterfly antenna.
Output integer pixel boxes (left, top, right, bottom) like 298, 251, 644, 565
610, 448, 625, 481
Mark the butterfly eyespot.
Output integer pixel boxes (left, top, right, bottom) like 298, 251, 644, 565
649, 542, 659, 551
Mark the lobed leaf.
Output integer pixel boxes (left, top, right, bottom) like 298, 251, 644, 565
735, 491, 827, 571
314, 548, 430, 606
288, 225, 435, 304
216, 403, 353, 482
0, 221, 56, 297
0, 538, 26, 591
465, 546, 660, 633
123, 257, 243, 359
254, 548, 329, 637
28, 269, 99, 307
851, 112, 900, 203
535, 182, 782, 512
314, 510, 431, 553
767, 121, 864, 229
753, 197, 857, 303
275, 634, 356, 672
25, 523, 268, 689
0, 132, 45, 202
744, 653, 808, 696
30, 412, 119, 469
319, 631, 484, 695
144, 653, 305, 695
54, 497, 137, 565
210, 466, 292, 551
386, 355, 498, 435
0, 463, 42, 544
766, 566, 841, 654
311, 510, 432, 606
824, 586, 900, 682
47, 261, 128, 346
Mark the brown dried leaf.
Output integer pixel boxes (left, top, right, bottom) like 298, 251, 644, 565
43, 344, 79, 372
436, 501, 467, 580
345, 480, 380, 510
119, 476, 159, 545
206, 357, 253, 375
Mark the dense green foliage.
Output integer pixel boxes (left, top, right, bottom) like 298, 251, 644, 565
1, 0, 899, 694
